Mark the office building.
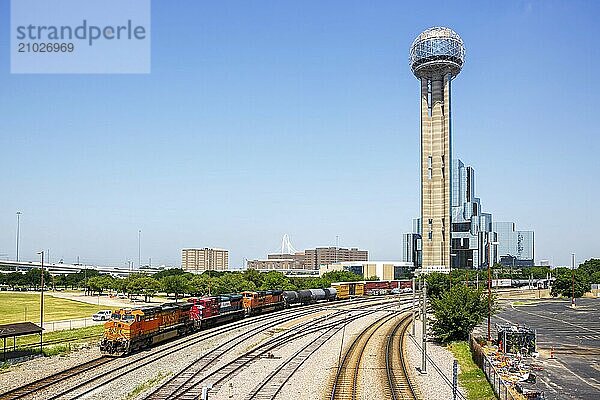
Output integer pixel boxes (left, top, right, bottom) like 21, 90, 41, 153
493, 222, 534, 267
181, 248, 228, 273
247, 246, 367, 271
319, 261, 414, 280
410, 27, 465, 270
451, 159, 496, 268
304, 247, 368, 270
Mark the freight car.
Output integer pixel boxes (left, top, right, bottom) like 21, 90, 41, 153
100, 302, 195, 356
282, 288, 337, 307
242, 290, 285, 315
331, 282, 364, 299
187, 294, 245, 328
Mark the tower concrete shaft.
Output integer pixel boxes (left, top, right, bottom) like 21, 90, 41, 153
420, 75, 451, 269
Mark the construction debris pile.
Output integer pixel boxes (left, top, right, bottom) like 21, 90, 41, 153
484, 324, 545, 400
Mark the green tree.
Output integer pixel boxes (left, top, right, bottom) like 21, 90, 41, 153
161, 275, 191, 302
259, 271, 296, 291
210, 273, 256, 294
430, 285, 494, 342
243, 268, 264, 288
550, 269, 589, 298
136, 277, 161, 302
188, 274, 213, 296
320, 271, 362, 286
153, 268, 186, 280
424, 272, 451, 300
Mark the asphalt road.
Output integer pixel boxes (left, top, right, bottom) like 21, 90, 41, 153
490, 298, 600, 400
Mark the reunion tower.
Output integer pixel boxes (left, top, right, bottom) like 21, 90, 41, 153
409, 27, 465, 270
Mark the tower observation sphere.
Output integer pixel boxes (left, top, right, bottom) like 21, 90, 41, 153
410, 27, 465, 79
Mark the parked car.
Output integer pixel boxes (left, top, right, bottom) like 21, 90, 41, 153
92, 310, 113, 321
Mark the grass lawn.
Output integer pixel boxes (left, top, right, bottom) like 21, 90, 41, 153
448, 341, 496, 400
0, 292, 102, 324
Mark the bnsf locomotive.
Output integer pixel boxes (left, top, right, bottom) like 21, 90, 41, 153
100, 288, 342, 356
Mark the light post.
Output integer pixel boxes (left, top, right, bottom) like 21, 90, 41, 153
37, 251, 45, 346
16, 212, 22, 262
138, 230, 142, 269
450, 253, 457, 289
487, 235, 499, 342
467, 258, 472, 287
421, 280, 427, 373
571, 253, 576, 308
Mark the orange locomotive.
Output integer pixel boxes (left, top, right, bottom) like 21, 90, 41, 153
241, 290, 285, 315
100, 302, 195, 356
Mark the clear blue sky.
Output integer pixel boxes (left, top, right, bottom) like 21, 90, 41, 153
1, 1, 598, 268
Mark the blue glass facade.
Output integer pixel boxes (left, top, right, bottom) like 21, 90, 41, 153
493, 222, 534, 266
403, 158, 534, 269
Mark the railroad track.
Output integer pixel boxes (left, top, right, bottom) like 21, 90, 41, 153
146, 300, 405, 400
0, 299, 371, 400
384, 313, 420, 400
328, 311, 420, 400
328, 313, 396, 400
243, 304, 414, 400
0, 357, 112, 400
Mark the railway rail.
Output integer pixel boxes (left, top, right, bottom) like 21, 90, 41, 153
328, 312, 419, 400
0, 298, 380, 400
384, 313, 420, 400
145, 300, 403, 400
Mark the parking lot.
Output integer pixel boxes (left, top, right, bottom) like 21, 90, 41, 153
491, 298, 600, 399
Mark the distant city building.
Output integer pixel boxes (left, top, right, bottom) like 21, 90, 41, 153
305, 247, 368, 270
181, 248, 228, 273
493, 222, 534, 267
450, 159, 495, 269
402, 233, 421, 267
246, 252, 305, 271
319, 261, 414, 280
246, 246, 367, 271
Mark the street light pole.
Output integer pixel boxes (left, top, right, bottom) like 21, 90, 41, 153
16, 212, 22, 262
571, 253, 576, 308
138, 230, 142, 269
37, 251, 45, 339
421, 280, 427, 373
487, 234, 492, 342
487, 235, 499, 342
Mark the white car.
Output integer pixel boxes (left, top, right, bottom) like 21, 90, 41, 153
92, 310, 112, 321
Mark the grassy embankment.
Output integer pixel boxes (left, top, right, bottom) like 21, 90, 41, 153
0, 293, 105, 357
0, 292, 101, 324
448, 341, 496, 400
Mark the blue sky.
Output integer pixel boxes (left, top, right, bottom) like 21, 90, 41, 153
1, 1, 598, 268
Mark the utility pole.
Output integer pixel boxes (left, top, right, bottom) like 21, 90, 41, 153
38, 251, 45, 337
16, 211, 22, 262
571, 253, 576, 308
138, 230, 142, 269
421, 280, 427, 373
487, 233, 492, 342
411, 276, 416, 336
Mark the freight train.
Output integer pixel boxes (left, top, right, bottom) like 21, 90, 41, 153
100, 287, 340, 356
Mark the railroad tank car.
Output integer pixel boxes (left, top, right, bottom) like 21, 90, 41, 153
309, 288, 326, 301
297, 289, 314, 304
100, 302, 195, 356
242, 290, 285, 315
325, 287, 337, 301
282, 291, 299, 307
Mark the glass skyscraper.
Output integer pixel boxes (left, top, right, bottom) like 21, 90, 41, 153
403, 158, 533, 269
493, 222, 534, 267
